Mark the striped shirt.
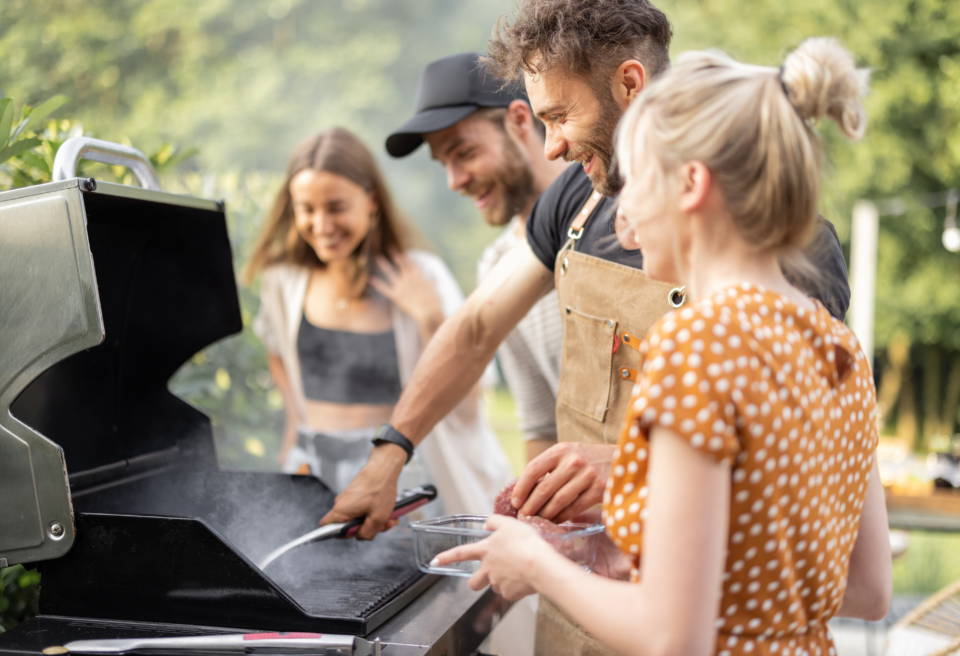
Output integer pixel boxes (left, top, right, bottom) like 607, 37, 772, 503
477, 218, 564, 441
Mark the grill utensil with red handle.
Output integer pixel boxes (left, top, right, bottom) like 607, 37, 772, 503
257, 485, 437, 570
49, 631, 392, 656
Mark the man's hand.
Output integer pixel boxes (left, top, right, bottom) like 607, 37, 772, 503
319, 443, 406, 540
511, 442, 616, 523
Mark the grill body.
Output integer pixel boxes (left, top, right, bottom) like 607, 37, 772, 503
0, 175, 435, 637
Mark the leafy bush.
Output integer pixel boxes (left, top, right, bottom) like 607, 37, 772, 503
0, 566, 40, 634
0, 94, 196, 191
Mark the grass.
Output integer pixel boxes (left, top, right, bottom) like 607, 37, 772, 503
892, 531, 960, 596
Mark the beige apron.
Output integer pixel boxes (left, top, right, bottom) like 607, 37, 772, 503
534, 191, 685, 656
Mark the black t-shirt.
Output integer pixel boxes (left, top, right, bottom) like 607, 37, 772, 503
527, 164, 641, 270
526, 164, 852, 320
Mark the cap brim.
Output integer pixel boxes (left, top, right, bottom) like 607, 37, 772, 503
385, 105, 478, 158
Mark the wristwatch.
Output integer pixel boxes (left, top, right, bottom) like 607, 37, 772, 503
372, 424, 414, 463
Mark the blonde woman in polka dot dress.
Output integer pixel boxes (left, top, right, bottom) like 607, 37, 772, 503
435, 37, 892, 656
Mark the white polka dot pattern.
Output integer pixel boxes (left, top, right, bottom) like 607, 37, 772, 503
602, 284, 879, 656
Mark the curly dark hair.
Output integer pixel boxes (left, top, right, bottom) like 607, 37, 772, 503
484, 0, 673, 86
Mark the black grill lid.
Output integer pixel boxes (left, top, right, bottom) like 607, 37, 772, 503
0, 138, 241, 568
11, 189, 242, 478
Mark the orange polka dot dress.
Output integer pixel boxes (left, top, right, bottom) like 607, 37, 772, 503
602, 283, 879, 656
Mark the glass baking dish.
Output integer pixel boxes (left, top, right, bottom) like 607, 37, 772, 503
410, 514, 606, 577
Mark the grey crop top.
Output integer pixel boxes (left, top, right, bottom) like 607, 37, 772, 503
297, 314, 403, 405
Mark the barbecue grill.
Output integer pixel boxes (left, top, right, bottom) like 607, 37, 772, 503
0, 138, 505, 655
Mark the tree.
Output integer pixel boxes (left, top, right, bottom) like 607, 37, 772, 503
664, 0, 960, 443
0, 0, 519, 289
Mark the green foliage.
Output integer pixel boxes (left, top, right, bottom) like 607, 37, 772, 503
0, 95, 68, 172
3, 0, 956, 330
660, 0, 960, 439
0, 0, 516, 291
0, 96, 197, 191
0, 566, 40, 634
664, 0, 960, 351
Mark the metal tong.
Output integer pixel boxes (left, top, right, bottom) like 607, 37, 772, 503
257, 484, 437, 570
48, 632, 385, 656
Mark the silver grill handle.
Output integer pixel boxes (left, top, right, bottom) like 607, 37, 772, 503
52, 137, 162, 191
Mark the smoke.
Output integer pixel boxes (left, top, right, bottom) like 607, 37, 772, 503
71, 457, 422, 581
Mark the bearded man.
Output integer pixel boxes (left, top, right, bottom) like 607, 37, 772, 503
387, 53, 569, 464
324, 2, 851, 653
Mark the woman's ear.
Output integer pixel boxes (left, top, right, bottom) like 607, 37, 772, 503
678, 162, 711, 214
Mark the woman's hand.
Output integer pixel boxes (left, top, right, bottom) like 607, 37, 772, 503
369, 249, 445, 342
431, 514, 558, 600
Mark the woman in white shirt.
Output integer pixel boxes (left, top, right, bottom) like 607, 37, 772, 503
245, 127, 510, 516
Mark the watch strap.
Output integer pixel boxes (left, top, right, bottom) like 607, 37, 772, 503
372, 423, 414, 463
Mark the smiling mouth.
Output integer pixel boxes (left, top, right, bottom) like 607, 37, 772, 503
317, 234, 347, 250
581, 154, 597, 176
472, 185, 495, 209
565, 150, 595, 176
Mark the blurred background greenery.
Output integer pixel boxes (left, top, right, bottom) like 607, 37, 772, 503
1, 0, 960, 635
2, 0, 958, 451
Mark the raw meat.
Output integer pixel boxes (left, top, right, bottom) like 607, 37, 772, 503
491, 480, 596, 563
494, 479, 563, 534
516, 513, 564, 535
494, 478, 519, 517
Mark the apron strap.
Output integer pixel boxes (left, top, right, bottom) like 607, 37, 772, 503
565, 190, 603, 251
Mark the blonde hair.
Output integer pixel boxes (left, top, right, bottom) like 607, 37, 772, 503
617, 37, 868, 252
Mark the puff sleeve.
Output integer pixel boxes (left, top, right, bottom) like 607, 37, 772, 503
628, 301, 747, 467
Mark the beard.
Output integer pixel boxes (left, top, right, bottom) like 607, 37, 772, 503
565, 92, 624, 197
466, 133, 536, 227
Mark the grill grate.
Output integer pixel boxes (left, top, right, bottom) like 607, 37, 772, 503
281, 567, 424, 618
266, 527, 425, 619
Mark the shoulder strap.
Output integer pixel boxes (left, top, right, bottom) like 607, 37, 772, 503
566, 190, 603, 244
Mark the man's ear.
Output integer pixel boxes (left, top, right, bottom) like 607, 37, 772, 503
505, 99, 533, 140
678, 161, 711, 214
611, 60, 647, 110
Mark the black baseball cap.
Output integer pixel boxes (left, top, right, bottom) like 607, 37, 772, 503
386, 53, 528, 158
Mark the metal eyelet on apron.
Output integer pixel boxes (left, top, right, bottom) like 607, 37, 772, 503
668, 286, 687, 308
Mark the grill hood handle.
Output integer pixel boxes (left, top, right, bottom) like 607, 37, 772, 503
53, 137, 162, 191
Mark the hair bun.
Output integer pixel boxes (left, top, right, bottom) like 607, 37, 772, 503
781, 37, 869, 140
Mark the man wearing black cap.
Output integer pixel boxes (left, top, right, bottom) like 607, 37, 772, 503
323, 0, 848, 576
387, 53, 569, 464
